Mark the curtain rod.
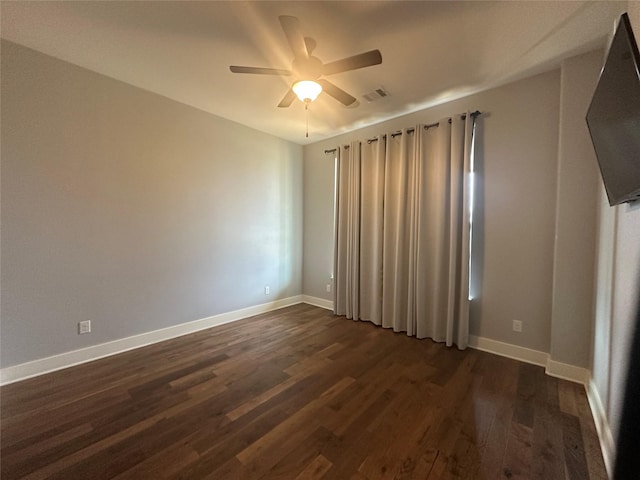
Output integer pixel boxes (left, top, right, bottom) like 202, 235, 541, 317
388, 110, 482, 139
325, 111, 481, 153
324, 146, 351, 154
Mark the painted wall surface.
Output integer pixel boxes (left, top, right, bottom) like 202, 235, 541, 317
550, 50, 603, 368
593, 193, 640, 450
592, 184, 615, 421
591, 0, 640, 449
1, 41, 303, 367
303, 70, 561, 354
608, 202, 640, 440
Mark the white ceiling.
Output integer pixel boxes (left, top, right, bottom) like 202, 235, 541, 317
0, 1, 627, 145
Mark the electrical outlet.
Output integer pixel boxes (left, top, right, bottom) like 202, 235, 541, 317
326, 284, 331, 293
264, 285, 270, 295
78, 320, 91, 335
512, 320, 522, 333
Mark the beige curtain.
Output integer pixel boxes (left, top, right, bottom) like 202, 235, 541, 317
334, 142, 361, 319
334, 114, 474, 348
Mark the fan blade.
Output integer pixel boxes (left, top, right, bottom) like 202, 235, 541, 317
278, 88, 297, 108
279, 15, 308, 59
318, 79, 356, 106
230, 66, 291, 75
304, 37, 316, 55
322, 50, 382, 76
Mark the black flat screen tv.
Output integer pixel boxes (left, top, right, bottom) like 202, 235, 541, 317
586, 12, 640, 206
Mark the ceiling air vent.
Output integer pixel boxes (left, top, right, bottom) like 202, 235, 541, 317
362, 87, 390, 103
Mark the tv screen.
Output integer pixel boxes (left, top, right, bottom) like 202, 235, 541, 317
586, 12, 640, 206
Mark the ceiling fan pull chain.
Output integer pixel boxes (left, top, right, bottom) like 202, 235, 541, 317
305, 102, 309, 138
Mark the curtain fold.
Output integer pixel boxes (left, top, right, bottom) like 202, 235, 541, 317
382, 129, 415, 334
359, 138, 385, 325
334, 114, 475, 349
334, 142, 360, 319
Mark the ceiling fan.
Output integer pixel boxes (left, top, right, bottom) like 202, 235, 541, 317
229, 15, 382, 108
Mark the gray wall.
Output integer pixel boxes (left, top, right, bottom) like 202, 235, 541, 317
550, 50, 603, 368
1, 41, 303, 367
303, 70, 562, 354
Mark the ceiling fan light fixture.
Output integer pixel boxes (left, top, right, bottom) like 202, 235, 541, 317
293, 80, 322, 103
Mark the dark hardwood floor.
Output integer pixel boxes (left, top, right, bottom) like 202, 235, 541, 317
1, 304, 607, 479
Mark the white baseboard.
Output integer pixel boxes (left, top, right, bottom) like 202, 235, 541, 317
545, 359, 590, 384
587, 378, 616, 478
468, 335, 549, 367
301, 295, 333, 310
0, 299, 596, 392
0, 295, 303, 386
468, 335, 591, 385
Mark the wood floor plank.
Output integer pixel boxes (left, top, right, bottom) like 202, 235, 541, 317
235, 376, 355, 468
171, 406, 292, 478
502, 421, 534, 480
561, 411, 590, 480
112, 444, 200, 480
258, 427, 336, 480
531, 407, 566, 480
294, 454, 333, 480
0, 304, 607, 480
357, 385, 442, 479
319, 387, 398, 477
